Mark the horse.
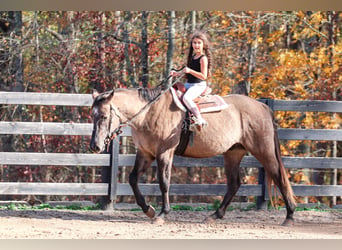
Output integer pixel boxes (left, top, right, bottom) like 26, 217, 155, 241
90, 86, 296, 226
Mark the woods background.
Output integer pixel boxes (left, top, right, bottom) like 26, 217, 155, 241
0, 11, 341, 206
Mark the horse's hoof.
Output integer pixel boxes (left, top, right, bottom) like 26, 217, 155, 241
152, 217, 165, 225
144, 205, 156, 219
281, 218, 295, 227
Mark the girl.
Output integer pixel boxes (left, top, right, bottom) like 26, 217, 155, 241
171, 30, 212, 128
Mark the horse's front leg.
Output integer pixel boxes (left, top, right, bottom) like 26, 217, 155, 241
154, 150, 174, 224
129, 150, 155, 218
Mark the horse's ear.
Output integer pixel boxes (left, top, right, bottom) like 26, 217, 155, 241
92, 89, 99, 99
109, 89, 115, 99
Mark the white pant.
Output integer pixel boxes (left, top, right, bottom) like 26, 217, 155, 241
183, 81, 207, 109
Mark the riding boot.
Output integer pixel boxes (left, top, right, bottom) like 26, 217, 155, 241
189, 107, 208, 128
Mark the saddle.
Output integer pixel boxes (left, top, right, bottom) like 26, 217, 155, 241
172, 83, 229, 156
171, 83, 229, 114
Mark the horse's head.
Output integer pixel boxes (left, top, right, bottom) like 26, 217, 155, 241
90, 89, 120, 153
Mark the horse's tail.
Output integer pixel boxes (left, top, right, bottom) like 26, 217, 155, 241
267, 115, 297, 208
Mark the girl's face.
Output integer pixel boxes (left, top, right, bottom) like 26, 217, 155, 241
192, 37, 204, 55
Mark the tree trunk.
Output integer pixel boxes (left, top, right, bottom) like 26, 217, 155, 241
9, 11, 24, 91
140, 11, 149, 87
89, 12, 106, 92
190, 11, 196, 33
123, 11, 137, 87
165, 11, 175, 86
327, 11, 338, 206
65, 11, 79, 93
246, 13, 259, 94
0, 11, 23, 201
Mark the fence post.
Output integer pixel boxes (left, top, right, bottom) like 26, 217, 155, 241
110, 137, 120, 204
256, 98, 274, 210
99, 152, 111, 210
99, 138, 119, 210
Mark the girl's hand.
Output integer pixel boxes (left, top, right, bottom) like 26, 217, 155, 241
183, 67, 191, 74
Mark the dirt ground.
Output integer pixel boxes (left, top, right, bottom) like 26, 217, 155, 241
0, 208, 342, 239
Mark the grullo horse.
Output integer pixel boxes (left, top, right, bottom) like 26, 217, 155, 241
90, 86, 296, 226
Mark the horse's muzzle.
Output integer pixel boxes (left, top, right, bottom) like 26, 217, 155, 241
90, 140, 102, 153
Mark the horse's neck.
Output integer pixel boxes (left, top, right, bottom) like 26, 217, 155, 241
113, 90, 141, 114
114, 89, 176, 129
112, 89, 151, 127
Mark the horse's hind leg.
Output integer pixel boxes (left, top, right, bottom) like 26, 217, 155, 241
129, 150, 155, 218
208, 146, 247, 221
255, 153, 296, 226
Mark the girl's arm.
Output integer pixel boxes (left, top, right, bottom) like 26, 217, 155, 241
184, 56, 208, 80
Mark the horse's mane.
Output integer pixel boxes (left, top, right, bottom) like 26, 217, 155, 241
138, 85, 164, 102
92, 86, 166, 108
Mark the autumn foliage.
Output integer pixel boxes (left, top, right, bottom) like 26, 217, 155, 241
0, 11, 341, 205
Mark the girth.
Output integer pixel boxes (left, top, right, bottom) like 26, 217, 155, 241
175, 112, 193, 156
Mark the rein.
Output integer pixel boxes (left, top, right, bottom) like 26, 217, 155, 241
104, 67, 185, 150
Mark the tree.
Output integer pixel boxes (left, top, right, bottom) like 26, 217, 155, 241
0, 11, 23, 200
0, 11, 340, 205
164, 11, 175, 86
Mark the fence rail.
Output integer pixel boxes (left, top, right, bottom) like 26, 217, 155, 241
1, 122, 341, 141
0, 92, 341, 207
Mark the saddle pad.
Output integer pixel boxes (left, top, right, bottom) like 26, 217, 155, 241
195, 95, 229, 113
170, 87, 229, 114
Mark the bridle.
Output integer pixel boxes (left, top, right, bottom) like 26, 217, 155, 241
103, 104, 124, 148
102, 67, 185, 151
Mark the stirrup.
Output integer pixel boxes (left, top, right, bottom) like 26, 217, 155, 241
190, 116, 208, 131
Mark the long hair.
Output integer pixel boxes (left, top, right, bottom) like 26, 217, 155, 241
186, 30, 212, 76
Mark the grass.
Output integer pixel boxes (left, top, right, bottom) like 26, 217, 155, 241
1, 201, 341, 213
0, 202, 101, 211
171, 200, 257, 212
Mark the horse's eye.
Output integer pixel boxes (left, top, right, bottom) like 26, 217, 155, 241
101, 115, 108, 120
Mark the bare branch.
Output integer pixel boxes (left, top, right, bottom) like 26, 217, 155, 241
42, 26, 65, 42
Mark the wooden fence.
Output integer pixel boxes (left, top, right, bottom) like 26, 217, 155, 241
0, 91, 341, 208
